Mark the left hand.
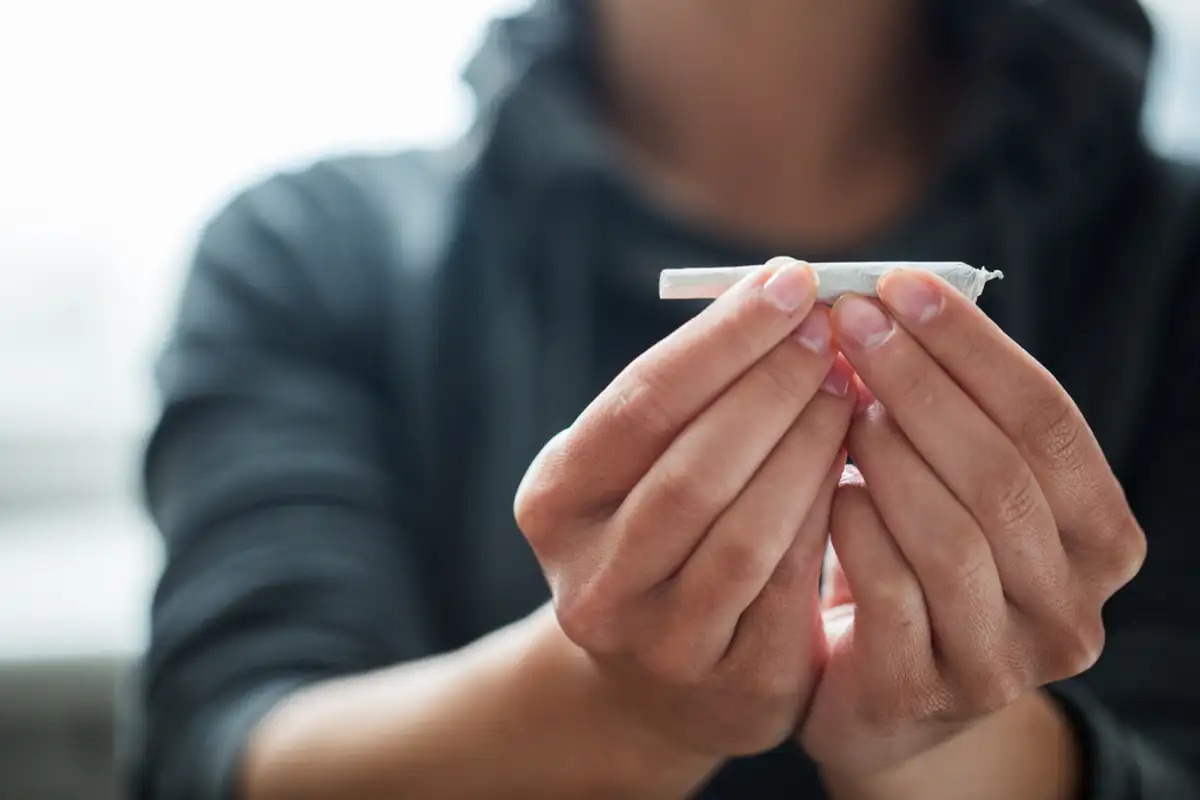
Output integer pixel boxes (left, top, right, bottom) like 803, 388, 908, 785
798, 270, 1147, 785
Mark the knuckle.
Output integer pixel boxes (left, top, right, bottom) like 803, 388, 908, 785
1021, 395, 1088, 474
871, 575, 927, 625
766, 547, 809, 593
1042, 611, 1106, 679
514, 432, 580, 547
925, 531, 994, 594
893, 366, 934, 408
611, 372, 677, 442
513, 475, 564, 547
652, 466, 717, 527
554, 582, 620, 652
977, 464, 1043, 534
953, 547, 996, 593
752, 355, 814, 405
1080, 506, 1146, 594
1108, 516, 1148, 587
960, 666, 1026, 716
713, 535, 775, 588
957, 330, 984, 367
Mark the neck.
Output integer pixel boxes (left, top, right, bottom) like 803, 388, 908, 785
593, 0, 958, 249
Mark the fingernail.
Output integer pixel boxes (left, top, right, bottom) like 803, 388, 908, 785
835, 296, 894, 350
762, 260, 816, 313
879, 270, 943, 325
820, 358, 853, 396
794, 307, 831, 354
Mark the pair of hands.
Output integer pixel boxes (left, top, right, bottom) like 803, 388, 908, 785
514, 258, 1146, 792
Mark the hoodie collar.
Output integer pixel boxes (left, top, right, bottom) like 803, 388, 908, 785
460, 0, 615, 201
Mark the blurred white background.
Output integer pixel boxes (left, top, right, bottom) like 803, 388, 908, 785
0, 0, 1196, 663
0, 0, 528, 662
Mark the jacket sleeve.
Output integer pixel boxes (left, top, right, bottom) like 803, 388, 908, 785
131, 163, 442, 799
1045, 199, 1200, 799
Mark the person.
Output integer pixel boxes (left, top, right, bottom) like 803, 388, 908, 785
126, 0, 1200, 797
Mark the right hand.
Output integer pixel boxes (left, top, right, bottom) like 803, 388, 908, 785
514, 258, 856, 762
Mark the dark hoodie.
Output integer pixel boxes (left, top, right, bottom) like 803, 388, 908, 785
128, 0, 1200, 796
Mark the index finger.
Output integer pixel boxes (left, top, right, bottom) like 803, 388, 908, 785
875, 269, 1118, 532
553, 258, 819, 507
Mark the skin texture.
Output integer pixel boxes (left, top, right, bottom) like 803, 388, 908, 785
818, 687, 1082, 800
798, 270, 1147, 797
243, 607, 722, 799
516, 259, 855, 760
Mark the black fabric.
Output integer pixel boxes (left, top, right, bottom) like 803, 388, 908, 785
128, 0, 1200, 797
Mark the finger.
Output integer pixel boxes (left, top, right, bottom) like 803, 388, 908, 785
536, 259, 818, 511
821, 465, 860, 609
828, 480, 950, 721
821, 537, 854, 610
612, 308, 848, 590
847, 402, 1011, 682
676, 385, 854, 638
831, 295, 1070, 610
875, 269, 1131, 552
720, 450, 847, 682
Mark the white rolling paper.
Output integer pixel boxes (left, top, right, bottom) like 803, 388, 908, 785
659, 261, 1003, 304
